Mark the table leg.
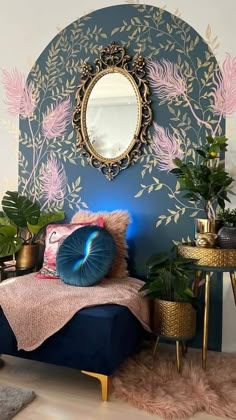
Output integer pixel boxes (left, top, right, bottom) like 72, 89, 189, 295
230, 272, 236, 306
202, 273, 211, 369
193, 270, 202, 296
152, 336, 160, 358
176, 341, 181, 373
181, 341, 187, 356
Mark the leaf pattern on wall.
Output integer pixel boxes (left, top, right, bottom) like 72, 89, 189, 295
0, 4, 230, 351
1, 18, 109, 212
135, 50, 236, 227
0, 5, 228, 230
108, 6, 235, 228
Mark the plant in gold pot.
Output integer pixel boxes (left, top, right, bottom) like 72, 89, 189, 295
140, 250, 198, 339
0, 191, 65, 268
171, 136, 235, 236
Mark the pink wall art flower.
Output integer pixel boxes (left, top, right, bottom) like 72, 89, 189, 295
1, 67, 36, 117
147, 59, 187, 100
40, 155, 67, 209
211, 53, 236, 116
151, 122, 183, 172
42, 98, 72, 139
147, 59, 213, 130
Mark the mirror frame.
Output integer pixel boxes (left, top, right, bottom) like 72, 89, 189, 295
73, 42, 152, 180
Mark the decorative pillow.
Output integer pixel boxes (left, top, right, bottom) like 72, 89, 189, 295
36, 218, 104, 279
71, 210, 130, 278
56, 225, 116, 287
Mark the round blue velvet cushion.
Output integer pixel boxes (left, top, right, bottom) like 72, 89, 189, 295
56, 225, 116, 286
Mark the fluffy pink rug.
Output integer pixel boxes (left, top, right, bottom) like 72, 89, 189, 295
112, 347, 236, 419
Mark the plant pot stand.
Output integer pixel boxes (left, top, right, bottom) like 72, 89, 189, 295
152, 335, 188, 373
152, 299, 196, 373
178, 245, 236, 369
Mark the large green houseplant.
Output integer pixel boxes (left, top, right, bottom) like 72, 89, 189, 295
0, 191, 65, 265
171, 136, 234, 220
140, 251, 198, 339
140, 251, 197, 306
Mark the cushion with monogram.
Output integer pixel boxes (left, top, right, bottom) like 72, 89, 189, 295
36, 218, 104, 279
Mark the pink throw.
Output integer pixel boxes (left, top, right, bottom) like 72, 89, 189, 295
0, 274, 150, 351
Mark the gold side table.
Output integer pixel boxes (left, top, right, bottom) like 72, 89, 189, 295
178, 245, 236, 369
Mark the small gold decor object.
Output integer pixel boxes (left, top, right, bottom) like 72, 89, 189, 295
195, 233, 217, 248
153, 299, 196, 338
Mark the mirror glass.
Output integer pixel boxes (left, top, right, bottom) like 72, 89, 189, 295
85, 72, 139, 159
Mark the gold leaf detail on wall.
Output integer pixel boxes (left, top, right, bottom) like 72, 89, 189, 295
205, 24, 211, 40
173, 8, 182, 18
0, 118, 20, 138
205, 24, 220, 53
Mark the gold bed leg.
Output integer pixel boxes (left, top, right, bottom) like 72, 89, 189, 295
81, 370, 109, 401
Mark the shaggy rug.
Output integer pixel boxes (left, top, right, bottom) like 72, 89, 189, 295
112, 348, 236, 419
0, 385, 35, 420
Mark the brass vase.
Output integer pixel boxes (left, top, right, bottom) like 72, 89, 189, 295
16, 244, 39, 269
153, 299, 196, 339
194, 218, 222, 239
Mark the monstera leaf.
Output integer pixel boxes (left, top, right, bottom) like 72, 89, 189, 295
0, 211, 11, 226
1, 191, 40, 227
0, 225, 22, 257
27, 211, 65, 235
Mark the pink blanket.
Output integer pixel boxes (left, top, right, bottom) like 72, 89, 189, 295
0, 274, 150, 351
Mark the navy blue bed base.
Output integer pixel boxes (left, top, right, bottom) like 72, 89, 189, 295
0, 304, 145, 375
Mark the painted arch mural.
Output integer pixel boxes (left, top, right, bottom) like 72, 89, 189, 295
3, 4, 235, 350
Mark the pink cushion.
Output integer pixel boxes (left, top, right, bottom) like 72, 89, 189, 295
71, 210, 130, 278
36, 219, 104, 279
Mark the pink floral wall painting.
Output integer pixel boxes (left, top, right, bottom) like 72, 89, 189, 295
135, 52, 235, 227
0, 2, 231, 351
0, 4, 231, 233
1, 67, 87, 212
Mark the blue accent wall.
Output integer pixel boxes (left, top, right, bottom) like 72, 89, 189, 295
18, 4, 224, 350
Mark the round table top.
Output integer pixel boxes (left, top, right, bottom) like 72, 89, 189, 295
177, 244, 236, 271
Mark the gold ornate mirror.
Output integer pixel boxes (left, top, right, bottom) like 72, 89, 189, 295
73, 42, 152, 180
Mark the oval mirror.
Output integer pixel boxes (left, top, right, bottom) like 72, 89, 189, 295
84, 70, 140, 160
73, 42, 152, 180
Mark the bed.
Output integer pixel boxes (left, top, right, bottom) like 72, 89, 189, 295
0, 210, 150, 401
0, 304, 146, 401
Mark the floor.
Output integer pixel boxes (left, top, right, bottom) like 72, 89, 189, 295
0, 355, 226, 420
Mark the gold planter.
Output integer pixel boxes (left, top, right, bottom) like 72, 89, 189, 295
153, 299, 196, 339
16, 244, 39, 269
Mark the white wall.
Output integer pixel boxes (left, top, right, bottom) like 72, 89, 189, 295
0, 0, 235, 350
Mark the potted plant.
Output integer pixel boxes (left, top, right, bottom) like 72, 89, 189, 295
171, 136, 235, 236
217, 208, 236, 248
140, 251, 198, 340
0, 191, 65, 268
